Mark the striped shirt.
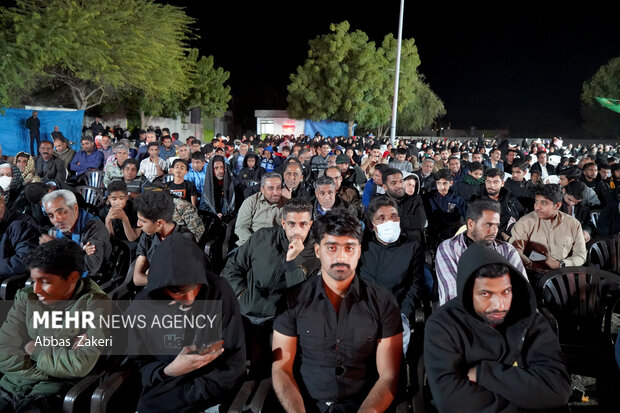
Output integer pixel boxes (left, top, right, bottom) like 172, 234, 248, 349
139, 157, 166, 182
436, 232, 527, 305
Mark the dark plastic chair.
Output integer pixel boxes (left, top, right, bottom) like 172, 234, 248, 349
537, 266, 620, 378
77, 186, 106, 210
588, 234, 620, 274
162, 174, 174, 184
83, 170, 106, 188
98, 237, 131, 293
0, 273, 29, 300
62, 356, 122, 413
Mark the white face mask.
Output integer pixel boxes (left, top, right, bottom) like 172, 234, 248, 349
375, 220, 401, 244
0, 176, 11, 191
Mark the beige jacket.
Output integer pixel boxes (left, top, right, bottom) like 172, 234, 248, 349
509, 211, 587, 269
235, 192, 284, 246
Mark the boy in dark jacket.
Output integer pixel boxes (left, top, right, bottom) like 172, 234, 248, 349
424, 244, 570, 413
127, 230, 245, 413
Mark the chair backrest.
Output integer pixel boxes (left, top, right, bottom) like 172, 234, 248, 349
162, 174, 174, 184
538, 266, 620, 345
84, 170, 105, 188
77, 186, 105, 209
588, 235, 620, 274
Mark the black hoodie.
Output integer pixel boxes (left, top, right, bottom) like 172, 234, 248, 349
127, 231, 245, 412
424, 244, 570, 413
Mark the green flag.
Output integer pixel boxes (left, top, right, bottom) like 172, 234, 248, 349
595, 97, 620, 114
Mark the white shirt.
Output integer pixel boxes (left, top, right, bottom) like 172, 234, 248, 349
139, 157, 166, 182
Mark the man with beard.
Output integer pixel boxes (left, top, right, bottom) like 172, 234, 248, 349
383, 168, 426, 245
311, 175, 358, 222
436, 199, 526, 305
425, 245, 570, 412
235, 172, 286, 246
199, 155, 238, 221
223, 199, 320, 376
471, 168, 524, 241
272, 211, 403, 412
34, 141, 66, 183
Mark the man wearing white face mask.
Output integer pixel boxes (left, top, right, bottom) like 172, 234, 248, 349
358, 195, 425, 353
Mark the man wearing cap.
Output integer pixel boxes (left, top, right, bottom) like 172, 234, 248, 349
336, 154, 367, 189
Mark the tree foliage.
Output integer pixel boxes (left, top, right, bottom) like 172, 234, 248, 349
0, 0, 230, 121
581, 56, 620, 137
287, 21, 444, 136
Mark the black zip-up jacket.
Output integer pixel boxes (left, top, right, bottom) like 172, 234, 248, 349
358, 233, 424, 320
222, 227, 320, 319
471, 188, 525, 237
424, 244, 570, 413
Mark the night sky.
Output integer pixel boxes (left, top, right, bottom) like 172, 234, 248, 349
152, 2, 619, 135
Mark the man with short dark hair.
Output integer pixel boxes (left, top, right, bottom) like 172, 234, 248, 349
325, 166, 361, 210
483, 148, 504, 172
510, 184, 586, 271
561, 180, 594, 242
530, 151, 556, 179
425, 245, 571, 412
423, 169, 467, 247
388, 147, 413, 173
70, 136, 104, 177
121, 158, 147, 198
435, 198, 527, 305
0, 239, 111, 412
359, 196, 425, 352
159, 135, 176, 161
504, 161, 535, 212
309, 141, 332, 181
272, 211, 403, 412
361, 163, 388, 208
139, 142, 166, 182
223, 199, 320, 375
34, 141, 66, 183
235, 172, 286, 246
581, 162, 609, 204
133, 190, 193, 286
447, 156, 465, 184
472, 168, 524, 240
383, 167, 426, 244
25, 111, 41, 155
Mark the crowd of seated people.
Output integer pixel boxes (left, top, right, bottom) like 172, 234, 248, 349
1, 123, 620, 412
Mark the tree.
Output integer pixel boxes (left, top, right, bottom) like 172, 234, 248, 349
0, 0, 229, 119
581, 56, 620, 137
287, 21, 444, 137
287, 21, 383, 136
376, 35, 445, 136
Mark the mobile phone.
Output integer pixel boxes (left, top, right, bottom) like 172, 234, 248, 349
193, 340, 224, 354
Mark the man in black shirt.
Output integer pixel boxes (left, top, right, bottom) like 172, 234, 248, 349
273, 210, 402, 413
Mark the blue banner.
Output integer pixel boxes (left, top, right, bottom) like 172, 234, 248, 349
304, 119, 353, 138
0, 108, 84, 156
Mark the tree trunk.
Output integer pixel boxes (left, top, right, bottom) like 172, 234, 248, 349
139, 110, 153, 129
348, 120, 355, 137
